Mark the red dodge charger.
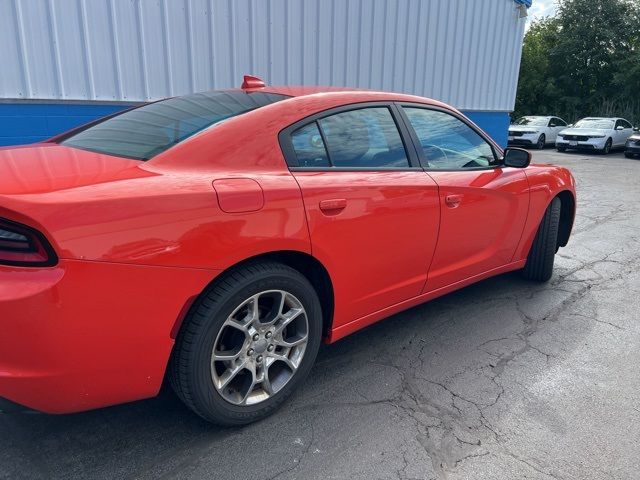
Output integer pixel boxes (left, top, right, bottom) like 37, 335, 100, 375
0, 77, 575, 425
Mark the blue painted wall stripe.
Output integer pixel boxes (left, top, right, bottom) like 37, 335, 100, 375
0, 103, 510, 148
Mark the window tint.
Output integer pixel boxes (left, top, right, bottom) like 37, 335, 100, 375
555, 118, 567, 126
291, 122, 330, 167
316, 107, 409, 168
62, 91, 288, 160
621, 119, 632, 129
403, 108, 498, 170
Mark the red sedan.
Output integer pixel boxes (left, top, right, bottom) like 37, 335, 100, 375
0, 77, 575, 425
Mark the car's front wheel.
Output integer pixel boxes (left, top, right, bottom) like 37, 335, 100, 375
170, 261, 322, 425
522, 197, 561, 282
557, 146, 566, 152
536, 134, 546, 149
601, 138, 612, 154
624, 151, 635, 158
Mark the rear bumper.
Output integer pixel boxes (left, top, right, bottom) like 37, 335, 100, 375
0, 259, 216, 413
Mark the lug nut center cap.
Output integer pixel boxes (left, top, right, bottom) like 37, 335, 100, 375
253, 339, 268, 354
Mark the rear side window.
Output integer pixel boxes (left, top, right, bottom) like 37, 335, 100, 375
291, 123, 330, 167
61, 91, 288, 160
290, 107, 409, 168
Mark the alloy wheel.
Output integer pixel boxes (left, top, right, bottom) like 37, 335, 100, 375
210, 290, 309, 406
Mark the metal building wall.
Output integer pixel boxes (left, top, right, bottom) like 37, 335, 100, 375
1, 0, 526, 109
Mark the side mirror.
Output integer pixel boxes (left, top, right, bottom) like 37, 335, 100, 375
615, 125, 624, 130
633, 126, 639, 132
567, 124, 574, 127
503, 147, 531, 168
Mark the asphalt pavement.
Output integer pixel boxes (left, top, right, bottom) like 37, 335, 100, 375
1, 149, 639, 480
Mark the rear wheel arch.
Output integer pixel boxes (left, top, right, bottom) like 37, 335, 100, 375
172, 250, 335, 343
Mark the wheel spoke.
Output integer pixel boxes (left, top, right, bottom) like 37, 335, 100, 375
260, 364, 274, 395
212, 350, 242, 362
273, 332, 308, 348
239, 363, 257, 405
215, 360, 247, 390
267, 351, 297, 372
274, 307, 304, 334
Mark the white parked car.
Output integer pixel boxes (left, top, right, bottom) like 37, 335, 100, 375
508, 116, 568, 149
556, 117, 634, 154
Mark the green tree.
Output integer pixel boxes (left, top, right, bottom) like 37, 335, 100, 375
514, 0, 640, 124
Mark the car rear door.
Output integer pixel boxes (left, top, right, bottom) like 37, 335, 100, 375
398, 105, 529, 292
279, 104, 440, 326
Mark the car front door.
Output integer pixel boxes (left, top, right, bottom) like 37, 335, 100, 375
279, 104, 441, 327
615, 119, 633, 146
548, 117, 565, 142
398, 105, 530, 292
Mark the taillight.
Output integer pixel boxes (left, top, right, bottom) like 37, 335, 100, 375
0, 218, 57, 267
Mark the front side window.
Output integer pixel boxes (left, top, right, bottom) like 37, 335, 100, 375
61, 91, 288, 160
403, 107, 498, 170
620, 119, 632, 129
290, 107, 409, 169
554, 118, 567, 127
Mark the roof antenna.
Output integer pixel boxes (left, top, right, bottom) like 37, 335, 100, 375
241, 75, 266, 89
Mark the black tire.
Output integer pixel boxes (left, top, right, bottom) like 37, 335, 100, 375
522, 197, 561, 282
557, 146, 566, 152
170, 261, 322, 426
537, 134, 546, 150
601, 138, 612, 154
624, 151, 634, 158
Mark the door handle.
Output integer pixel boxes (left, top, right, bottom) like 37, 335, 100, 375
445, 194, 463, 208
319, 198, 347, 214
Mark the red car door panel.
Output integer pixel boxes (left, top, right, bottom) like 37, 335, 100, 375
281, 105, 441, 328
425, 168, 529, 291
294, 171, 440, 326
398, 105, 530, 292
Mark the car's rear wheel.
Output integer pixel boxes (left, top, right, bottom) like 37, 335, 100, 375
601, 138, 612, 154
536, 134, 546, 149
170, 261, 322, 425
522, 197, 561, 282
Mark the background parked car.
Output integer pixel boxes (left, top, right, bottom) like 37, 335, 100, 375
508, 116, 568, 149
625, 130, 640, 158
556, 117, 634, 154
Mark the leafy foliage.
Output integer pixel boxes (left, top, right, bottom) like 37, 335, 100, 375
514, 0, 640, 124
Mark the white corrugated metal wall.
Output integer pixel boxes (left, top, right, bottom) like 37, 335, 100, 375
0, 0, 526, 111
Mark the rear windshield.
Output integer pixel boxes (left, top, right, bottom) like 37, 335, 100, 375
61, 91, 289, 160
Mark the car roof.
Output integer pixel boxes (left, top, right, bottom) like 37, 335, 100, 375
581, 117, 618, 120
244, 85, 368, 97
